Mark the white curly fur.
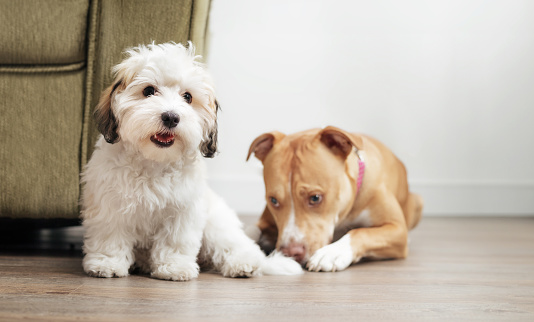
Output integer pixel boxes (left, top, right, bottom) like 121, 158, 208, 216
81, 42, 302, 281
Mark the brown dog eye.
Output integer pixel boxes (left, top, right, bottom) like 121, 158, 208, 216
309, 194, 323, 206
143, 86, 155, 97
270, 197, 280, 208
182, 92, 192, 104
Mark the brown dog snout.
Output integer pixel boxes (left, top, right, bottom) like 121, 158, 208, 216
280, 243, 306, 263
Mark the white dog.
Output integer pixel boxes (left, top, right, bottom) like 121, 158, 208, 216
81, 42, 302, 281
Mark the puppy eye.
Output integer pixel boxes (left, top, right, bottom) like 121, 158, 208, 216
182, 92, 192, 104
143, 86, 155, 97
269, 197, 280, 208
308, 194, 323, 206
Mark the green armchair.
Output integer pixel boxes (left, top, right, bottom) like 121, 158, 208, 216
0, 0, 211, 225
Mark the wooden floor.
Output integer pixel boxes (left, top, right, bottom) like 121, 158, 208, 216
0, 216, 533, 321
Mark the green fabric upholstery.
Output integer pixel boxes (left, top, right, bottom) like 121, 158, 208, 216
0, 71, 85, 219
0, 0, 89, 65
0, 0, 211, 221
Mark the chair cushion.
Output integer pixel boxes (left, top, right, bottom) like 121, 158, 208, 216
0, 0, 89, 65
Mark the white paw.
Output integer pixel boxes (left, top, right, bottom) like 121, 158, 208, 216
306, 235, 354, 272
220, 249, 262, 278
83, 253, 130, 278
151, 259, 199, 281
262, 251, 304, 276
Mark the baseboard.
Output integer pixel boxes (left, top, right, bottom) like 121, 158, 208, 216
409, 182, 534, 216
208, 177, 534, 217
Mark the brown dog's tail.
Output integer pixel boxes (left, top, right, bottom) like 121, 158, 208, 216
404, 193, 424, 230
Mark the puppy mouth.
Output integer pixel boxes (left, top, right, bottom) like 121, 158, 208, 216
150, 132, 175, 148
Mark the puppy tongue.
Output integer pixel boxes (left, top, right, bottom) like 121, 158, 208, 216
155, 133, 174, 142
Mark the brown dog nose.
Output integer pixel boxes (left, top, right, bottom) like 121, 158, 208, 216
280, 243, 306, 263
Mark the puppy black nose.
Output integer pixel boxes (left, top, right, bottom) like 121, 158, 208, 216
161, 112, 179, 129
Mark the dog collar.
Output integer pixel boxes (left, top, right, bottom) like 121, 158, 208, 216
355, 148, 365, 194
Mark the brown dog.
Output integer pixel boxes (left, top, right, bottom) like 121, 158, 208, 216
246, 126, 423, 272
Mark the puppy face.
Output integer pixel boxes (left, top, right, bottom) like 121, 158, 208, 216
248, 127, 362, 264
94, 42, 218, 162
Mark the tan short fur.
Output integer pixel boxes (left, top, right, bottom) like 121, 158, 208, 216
247, 126, 423, 270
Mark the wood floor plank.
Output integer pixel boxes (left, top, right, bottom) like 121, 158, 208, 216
0, 217, 533, 321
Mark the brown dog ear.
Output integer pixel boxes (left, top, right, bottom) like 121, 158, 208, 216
93, 80, 122, 144
246, 131, 285, 162
319, 126, 363, 159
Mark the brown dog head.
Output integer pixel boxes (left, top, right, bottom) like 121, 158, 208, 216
247, 126, 364, 264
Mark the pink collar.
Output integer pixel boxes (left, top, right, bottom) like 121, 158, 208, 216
355, 149, 365, 194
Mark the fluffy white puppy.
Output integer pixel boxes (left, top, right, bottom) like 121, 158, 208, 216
81, 42, 302, 281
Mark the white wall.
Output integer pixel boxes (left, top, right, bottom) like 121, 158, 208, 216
204, 0, 534, 216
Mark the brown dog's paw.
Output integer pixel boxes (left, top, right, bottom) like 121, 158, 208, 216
306, 236, 354, 272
